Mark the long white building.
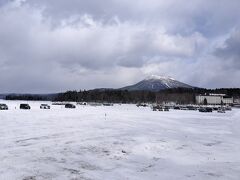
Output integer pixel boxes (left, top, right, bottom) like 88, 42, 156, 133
196, 94, 233, 105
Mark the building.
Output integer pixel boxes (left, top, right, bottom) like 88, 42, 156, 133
196, 94, 233, 105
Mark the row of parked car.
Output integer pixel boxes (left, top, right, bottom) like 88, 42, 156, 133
0, 103, 76, 110
149, 104, 232, 113
198, 106, 231, 113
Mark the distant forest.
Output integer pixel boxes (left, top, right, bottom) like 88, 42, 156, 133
5, 88, 240, 104
5, 94, 57, 101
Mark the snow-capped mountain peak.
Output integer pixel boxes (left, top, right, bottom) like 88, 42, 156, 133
120, 75, 193, 92
145, 75, 175, 81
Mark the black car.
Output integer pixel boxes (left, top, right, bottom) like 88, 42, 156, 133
199, 107, 212, 113
187, 106, 197, 111
205, 107, 213, 112
163, 107, 170, 111
65, 103, 76, 109
152, 105, 163, 111
20, 104, 31, 109
0, 104, 8, 110
173, 106, 181, 110
199, 108, 206, 112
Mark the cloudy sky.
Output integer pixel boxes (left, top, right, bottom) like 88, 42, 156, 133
0, 0, 240, 93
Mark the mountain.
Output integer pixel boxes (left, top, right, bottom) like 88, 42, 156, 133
120, 75, 193, 92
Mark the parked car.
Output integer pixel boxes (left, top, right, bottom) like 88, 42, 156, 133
217, 108, 226, 113
173, 106, 181, 110
136, 103, 147, 107
40, 104, 50, 109
52, 102, 67, 105
0, 104, 8, 110
103, 103, 114, 106
88, 102, 102, 106
225, 106, 232, 111
65, 103, 76, 109
206, 107, 213, 112
180, 106, 188, 110
163, 107, 170, 111
152, 105, 163, 111
199, 108, 206, 112
20, 104, 31, 109
77, 102, 87, 105
199, 107, 212, 113
152, 105, 159, 111
187, 106, 197, 111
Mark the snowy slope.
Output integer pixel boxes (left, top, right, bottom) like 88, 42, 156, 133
120, 75, 193, 91
0, 100, 240, 180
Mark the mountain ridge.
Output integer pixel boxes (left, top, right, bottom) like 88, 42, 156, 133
120, 75, 194, 92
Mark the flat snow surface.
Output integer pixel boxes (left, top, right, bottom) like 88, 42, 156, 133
0, 100, 240, 180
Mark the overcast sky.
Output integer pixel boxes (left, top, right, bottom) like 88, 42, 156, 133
0, 0, 240, 93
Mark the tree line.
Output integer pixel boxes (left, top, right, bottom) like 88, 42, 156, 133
54, 88, 240, 104
5, 88, 240, 104
5, 94, 57, 101
54, 90, 156, 103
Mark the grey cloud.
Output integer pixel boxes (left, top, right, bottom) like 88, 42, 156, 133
0, 4, 204, 69
215, 31, 240, 69
0, 0, 10, 6
0, 0, 240, 93
23, 0, 240, 37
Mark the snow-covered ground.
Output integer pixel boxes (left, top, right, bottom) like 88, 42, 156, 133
0, 100, 240, 180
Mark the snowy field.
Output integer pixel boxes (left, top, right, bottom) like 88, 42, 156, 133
0, 100, 240, 180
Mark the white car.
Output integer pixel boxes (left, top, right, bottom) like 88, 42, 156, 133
40, 104, 50, 109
